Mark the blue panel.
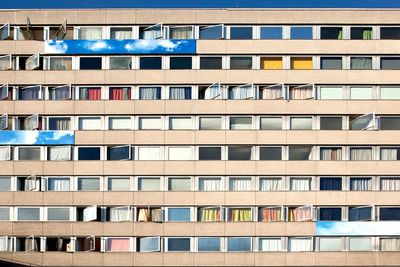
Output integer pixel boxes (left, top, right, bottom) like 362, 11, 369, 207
0, 131, 74, 145
316, 221, 400, 236
45, 39, 196, 55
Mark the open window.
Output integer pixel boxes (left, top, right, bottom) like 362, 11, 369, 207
0, 23, 11, 40
107, 145, 132, 161
138, 237, 160, 252
75, 236, 97, 252
19, 85, 41, 100
24, 114, 39, 130
25, 175, 37, 191
108, 206, 131, 222
42, 236, 70, 252
0, 236, 10, 252
288, 205, 313, 222
0, 84, 9, 100
229, 84, 255, 99
350, 113, 375, 130
199, 24, 225, 39
198, 206, 223, 222
0, 113, 8, 130
261, 83, 285, 99
19, 17, 44, 41
83, 205, 98, 222
49, 84, 71, 100
0, 146, 11, 160
348, 206, 373, 221
140, 23, 163, 39
289, 83, 315, 100
54, 19, 67, 40
25, 54, 41, 70
202, 82, 222, 99
25, 235, 39, 252
137, 207, 164, 222
0, 55, 12, 71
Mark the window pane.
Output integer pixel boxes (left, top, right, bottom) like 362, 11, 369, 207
199, 117, 221, 130
351, 27, 372, 40
380, 117, 400, 130
108, 117, 131, 129
381, 57, 400, 70
139, 117, 162, 130
291, 27, 313, 39
348, 207, 372, 221
108, 178, 130, 191
230, 117, 252, 130
78, 117, 101, 130
199, 147, 221, 160
350, 57, 372, 70
47, 178, 70, 191
139, 57, 162, 69
380, 178, 400, 191
48, 117, 71, 130
380, 87, 400, 100
0, 207, 10, 221
350, 87, 373, 99
139, 237, 160, 252
320, 177, 342, 190
169, 87, 191, 100
320, 57, 342, 70
79, 27, 102, 39
199, 25, 224, 39
260, 117, 282, 130
168, 208, 190, 222
109, 57, 132, 70
48, 146, 71, 161
138, 147, 161, 160
350, 177, 372, 191
227, 238, 251, 252
168, 238, 190, 252
379, 208, 400, 220
260, 147, 282, 160
288, 238, 313, 252
380, 238, 400, 251
18, 147, 40, 160
289, 147, 312, 160
170, 57, 192, 69
169, 26, 193, 39
47, 208, 70, 221
380, 27, 400, 39
49, 57, 72, 70
110, 27, 132, 39
108, 146, 131, 160
80, 57, 102, 70
199, 178, 221, 191
320, 27, 343, 39
138, 177, 160, 191
198, 238, 220, 252
261, 57, 283, 70
229, 177, 252, 191
169, 117, 192, 130
319, 87, 343, 100
349, 237, 371, 251
78, 178, 100, 191
18, 208, 40, 221
168, 178, 191, 191
290, 117, 312, 130
200, 57, 222, 69
259, 178, 282, 191
228, 146, 252, 160
319, 208, 341, 221
168, 147, 192, 160
350, 148, 372, 160
259, 238, 282, 252
78, 147, 100, 160
230, 57, 252, 69
260, 27, 282, 39
320, 117, 342, 130
139, 87, 161, 100
290, 178, 311, 191
291, 57, 313, 69
0, 177, 11, 191
319, 237, 342, 251
230, 27, 252, 39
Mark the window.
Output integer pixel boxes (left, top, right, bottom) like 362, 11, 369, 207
380, 117, 400, 130
320, 147, 342, 160
320, 117, 342, 130
381, 238, 400, 251
78, 117, 101, 130
259, 207, 283, 222
0, 177, 11, 191
0, 146, 10, 161
380, 207, 400, 221
199, 117, 221, 130
109, 87, 131, 100
0, 83, 10, 100
108, 177, 130, 191
49, 85, 72, 100
230, 117, 252, 130
348, 206, 372, 221
169, 117, 192, 130
138, 177, 160, 191
230, 57, 252, 69
260, 117, 282, 130
47, 57, 72, 70
168, 177, 191, 191
319, 86, 343, 99
169, 26, 193, 39
47, 207, 70, 221
350, 147, 372, 160
110, 27, 132, 39
108, 206, 131, 222
380, 87, 400, 100
78, 27, 102, 39
260, 57, 283, 70
49, 20, 72, 40
79, 57, 102, 70
198, 177, 221, 191
381, 57, 400, 70
380, 27, 400, 39
139, 24, 163, 39
320, 27, 343, 39
318, 208, 341, 221
290, 178, 311, 191
48, 146, 71, 161
25, 53, 41, 70
198, 207, 222, 222
259, 238, 282, 252
288, 237, 313, 252
170, 57, 192, 69
47, 177, 70, 191
106, 238, 131, 252
199, 147, 221, 160
351, 27, 372, 39
137, 207, 162, 222
380, 177, 400, 191
350, 57, 372, 70
351, 86, 373, 100
350, 113, 375, 130
319, 237, 342, 251
230, 26, 252, 39
77, 147, 101, 160
291, 26, 313, 39
167, 208, 191, 222
291, 57, 313, 70
228, 208, 251, 222
227, 237, 251, 252
139, 57, 162, 69
77, 177, 100, 191
138, 117, 162, 130
0, 55, 12, 71
320, 57, 342, 70
109, 57, 132, 70
200, 82, 222, 99
139, 87, 161, 100
0, 208, 10, 221
288, 146, 312, 160
228, 146, 252, 160
200, 57, 222, 69
17, 176, 39, 191
290, 117, 312, 130
229, 177, 252, 191
79, 87, 101, 100
198, 238, 220, 252
17, 207, 40, 221
138, 237, 160, 252
19, 85, 41, 100
169, 87, 191, 100
259, 177, 282, 191
137, 147, 161, 160
167, 238, 190, 252
228, 84, 255, 99
18, 147, 41, 160
107, 145, 131, 160
289, 84, 314, 99
199, 24, 225, 39
320, 177, 342, 191
349, 237, 371, 251
260, 27, 282, 39
259, 147, 282, 160
381, 147, 400, 160
108, 117, 131, 130
0, 23, 11, 40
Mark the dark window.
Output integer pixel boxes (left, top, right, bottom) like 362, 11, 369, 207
380, 208, 400, 220
320, 27, 343, 39
170, 57, 192, 69
199, 25, 224, 39
350, 57, 372, 70
200, 57, 222, 69
109, 57, 132, 70
168, 238, 190, 252
230, 27, 253, 39
259, 147, 282, 160
320, 57, 342, 70
348, 207, 372, 221
319, 208, 342, 221
320, 177, 342, 190
260, 27, 282, 39
78, 147, 100, 160
230, 57, 252, 69
350, 27, 372, 40
80, 57, 102, 70
199, 147, 221, 160
290, 27, 313, 39
380, 117, 400, 130
139, 57, 162, 69
381, 58, 400, 70
107, 146, 131, 160
320, 117, 342, 130
288, 146, 312, 160
228, 146, 252, 160
380, 27, 400, 39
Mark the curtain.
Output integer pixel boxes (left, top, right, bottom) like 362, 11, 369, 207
229, 178, 252, 191
137, 208, 150, 222
109, 87, 131, 100
288, 206, 312, 222
259, 178, 281, 191
139, 87, 161, 100
141, 26, 162, 39
19, 87, 40, 100
381, 238, 400, 251
259, 207, 282, 221
350, 178, 371, 191
112, 29, 132, 39
199, 208, 221, 222
79, 27, 102, 39
350, 148, 372, 160
24, 178, 37, 191
0, 55, 11, 70
351, 57, 372, 69
199, 178, 220, 191
107, 238, 130, 252
49, 146, 70, 160
289, 87, 313, 99
138, 208, 163, 222
262, 86, 282, 99
138, 147, 161, 160
50, 86, 70, 100
381, 148, 397, 160
25, 237, 38, 251
204, 85, 221, 99
50, 118, 70, 130
229, 86, 253, 99
169, 87, 191, 100
289, 238, 312, 252
380, 178, 400, 191
349, 207, 371, 221
79, 87, 101, 100
320, 178, 342, 190
170, 27, 192, 39
47, 178, 70, 191
229, 208, 251, 222
151, 209, 163, 222
259, 238, 281, 252
0, 146, 10, 160
110, 207, 130, 222
290, 178, 311, 191
321, 148, 342, 160
49, 58, 72, 70
363, 29, 372, 40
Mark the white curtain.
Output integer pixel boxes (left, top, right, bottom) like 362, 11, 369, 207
168, 178, 191, 191
47, 178, 70, 191
321, 148, 342, 160
168, 147, 192, 160
230, 117, 252, 130
49, 58, 72, 70
139, 87, 160, 99
259, 238, 281, 252
350, 148, 372, 160
112, 29, 132, 39
169, 117, 192, 129
0, 55, 11, 70
381, 148, 397, 160
290, 178, 311, 191
230, 86, 254, 99
110, 207, 130, 222
381, 238, 400, 251
199, 178, 220, 191
170, 27, 192, 39
204, 85, 222, 99
289, 238, 313, 252
79, 27, 102, 39
79, 117, 101, 130
0, 236, 7, 251
141, 26, 162, 39
229, 178, 252, 191
350, 178, 371, 191
259, 178, 281, 191
289, 87, 313, 99
380, 178, 400, 191
170, 87, 190, 99
139, 117, 161, 130
262, 87, 282, 99
0, 146, 10, 160
25, 177, 37, 191
138, 147, 161, 160
49, 146, 71, 160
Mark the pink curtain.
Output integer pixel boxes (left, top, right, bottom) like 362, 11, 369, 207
110, 87, 131, 100
108, 238, 130, 252
88, 88, 101, 100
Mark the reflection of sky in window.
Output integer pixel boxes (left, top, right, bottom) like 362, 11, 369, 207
0, 131, 74, 145
317, 221, 400, 236
260, 27, 282, 39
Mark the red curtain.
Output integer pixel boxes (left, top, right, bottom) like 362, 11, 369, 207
110, 87, 131, 100
88, 88, 101, 100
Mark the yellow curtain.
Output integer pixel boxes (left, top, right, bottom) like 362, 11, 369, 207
291, 57, 313, 69
231, 209, 251, 222
261, 58, 283, 70
137, 208, 149, 222
201, 208, 220, 222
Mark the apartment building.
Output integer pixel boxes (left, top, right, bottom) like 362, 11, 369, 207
0, 8, 400, 266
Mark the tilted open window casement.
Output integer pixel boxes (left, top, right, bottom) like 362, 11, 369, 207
198, 206, 224, 222
84, 236, 96, 252
229, 83, 255, 99
108, 145, 132, 161
50, 84, 72, 100
109, 206, 131, 222
25, 235, 38, 252
0, 146, 11, 161
24, 113, 40, 130
21, 17, 35, 40
0, 23, 11, 40
348, 205, 374, 221
0, 55, 12, 71
262, 83, 286, 99
139, 236, 161, 252
25, 53, 40, 70
0, 236, 9, 252
288, 205, 314, 222
350, 112, 376, 130
19, 85, 42, 100
199, 24, 225, 39
24, 175, 38, 191
204, 82, 223, 99
0, 113, 8, 130
83, 205, 98, 222
0, 84, 9, 100
55, 19, 67, 40
141, 23, 164, 39
289, 83, 315, 100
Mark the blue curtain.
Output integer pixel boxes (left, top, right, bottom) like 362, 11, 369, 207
319, 208, 341, 221
320, 178, 342, 190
